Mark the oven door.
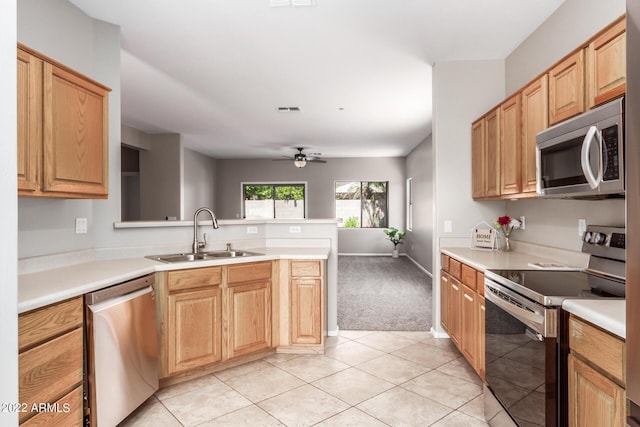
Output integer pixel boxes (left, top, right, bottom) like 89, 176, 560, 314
484, 280, 557, 427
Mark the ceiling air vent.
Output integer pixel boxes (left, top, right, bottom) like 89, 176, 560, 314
277, 106, 302, 113
270, 0, 315, 7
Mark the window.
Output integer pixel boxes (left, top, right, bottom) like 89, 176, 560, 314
243, 183, 306, 219
406, 177, 413, 231
335, 181, 388, 228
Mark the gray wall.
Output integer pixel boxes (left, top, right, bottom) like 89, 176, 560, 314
216, 157, 406, 254
1, 0, 18, 420
405, 135, 433, 273
183, 148, 218, 216
504, 0, 626, 251
17, 0, 120, 258
140, 133, 183, 220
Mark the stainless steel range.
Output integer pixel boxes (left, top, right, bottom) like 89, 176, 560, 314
483, 225, 626, 427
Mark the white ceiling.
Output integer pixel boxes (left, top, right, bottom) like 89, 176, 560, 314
69, 0, 564, 159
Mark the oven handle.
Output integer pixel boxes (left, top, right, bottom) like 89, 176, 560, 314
484, 283, 545, 336
581, 125, 604, 189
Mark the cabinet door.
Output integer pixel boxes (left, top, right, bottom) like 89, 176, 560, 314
440, 271, 449, 332
587, 18, 626, 108
549, 49, 585, 125
485, 108, 501, 197
448, 277, 461, 348
291, 278, 322, 344
17, 48, 41, 193
500, 94, 522, 196
521, 76, 548, 193
568, 354, 625, 427
167, 287, 222, 375
477, 294, 486, 381
460, 284, 477, 366
228, 281, 271, 358
471, 118, 486, 199
42, 62, 109, 196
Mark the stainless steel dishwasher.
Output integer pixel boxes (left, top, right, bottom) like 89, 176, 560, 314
85, 274, 159, 426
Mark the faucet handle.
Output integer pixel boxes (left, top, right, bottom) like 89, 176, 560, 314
226, 243, 232, 252
199, 233, 207, 249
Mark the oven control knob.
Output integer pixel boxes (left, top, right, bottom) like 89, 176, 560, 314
593, 233, 607, 245
583, 232, 592, 243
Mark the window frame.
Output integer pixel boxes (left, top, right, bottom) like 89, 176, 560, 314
241, 181, 308, 219
406, 177, 413, 232
334, 180, 389, 229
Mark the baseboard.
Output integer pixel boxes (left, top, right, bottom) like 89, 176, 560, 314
404, 254, 433, 279
338, 252, 399, 256
430, 326, 450, 339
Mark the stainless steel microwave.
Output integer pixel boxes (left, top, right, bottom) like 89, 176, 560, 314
536, 97, 624, 198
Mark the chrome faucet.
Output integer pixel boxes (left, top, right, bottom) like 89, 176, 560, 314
192, 207, 219, 253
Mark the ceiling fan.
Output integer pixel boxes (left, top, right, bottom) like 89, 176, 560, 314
274, 147, 327, 168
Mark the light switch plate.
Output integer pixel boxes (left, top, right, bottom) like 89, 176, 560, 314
444, 220, 452, 233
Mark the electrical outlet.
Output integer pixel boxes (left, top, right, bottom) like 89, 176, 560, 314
519, 216, 526, 230
75, 217, 88, 234
289, 226, 301, 234
444, 220, 452, 233
578, 219, 587, 237
247, 226, 258, 234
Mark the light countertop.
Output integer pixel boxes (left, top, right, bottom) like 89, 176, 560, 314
18, 247, 329, 314
441, 247, 624, 338
562, 299, 625, 339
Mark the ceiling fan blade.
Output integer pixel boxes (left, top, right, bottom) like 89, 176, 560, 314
272, 158, 294, 161
308, 159, 327, 163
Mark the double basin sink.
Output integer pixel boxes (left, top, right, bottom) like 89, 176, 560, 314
147, 250, 262, 263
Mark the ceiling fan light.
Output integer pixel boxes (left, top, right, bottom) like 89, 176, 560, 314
294, 159, 307, 168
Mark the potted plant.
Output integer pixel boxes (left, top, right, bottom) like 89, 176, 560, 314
384, 227, 406, 258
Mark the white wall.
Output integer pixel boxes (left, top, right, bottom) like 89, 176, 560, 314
504, 0, 626, 251
215, 157, 406, 254
405, 135, 433, 273
432, 60, 507, 334
183, 148, 218, 216
0, 1, 18, 422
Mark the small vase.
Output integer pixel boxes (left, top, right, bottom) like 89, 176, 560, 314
392, 249, 399, 258
502, 237, 511, 252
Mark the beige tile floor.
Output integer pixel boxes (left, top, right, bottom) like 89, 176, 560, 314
119, 331, 489, 427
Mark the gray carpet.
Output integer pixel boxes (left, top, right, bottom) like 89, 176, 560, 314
337, 256, 432, 331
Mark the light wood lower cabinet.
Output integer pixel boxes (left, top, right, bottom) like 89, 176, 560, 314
440, 254, 485, 381
227, 279, 272, 358
568, 315, 626, 427
18, 297, 84, 425
290, 260, 323, 345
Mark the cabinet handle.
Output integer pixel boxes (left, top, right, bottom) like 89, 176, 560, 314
452, 284, 459, 291
464, 294, 473, 302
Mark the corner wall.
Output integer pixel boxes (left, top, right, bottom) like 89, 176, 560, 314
432, 60, 507, 334
0, 0, 18, 421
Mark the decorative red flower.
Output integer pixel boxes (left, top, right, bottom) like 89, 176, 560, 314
497, 216, 512, 226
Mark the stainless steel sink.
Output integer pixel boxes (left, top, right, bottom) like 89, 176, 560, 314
146, 250, 262, 263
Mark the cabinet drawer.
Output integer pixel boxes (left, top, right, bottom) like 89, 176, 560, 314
21, 385, 83, 427
19, 297, 83, 352
449, 258, 462, 280
19, 328, 83, 423
167, 266, 222, 292
477, 272, 485, 296
441, 254, 449, 272
228, 261, 272, 285
291, 260, 321, 277
569, 315, 625, 385
461, 264, 477, 290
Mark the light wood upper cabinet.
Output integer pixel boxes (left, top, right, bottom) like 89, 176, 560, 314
587, 17, 626, 109
17, 48, 41, 192
549, 49, 585, 126
471, 119, 486, 199
17, 44, 110, 199
485, 108, 501, 198
500, 94, 522, 196
521, 76, 548, 194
